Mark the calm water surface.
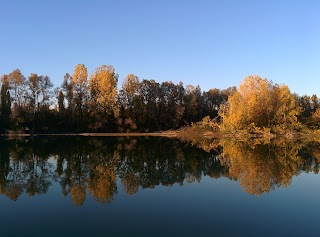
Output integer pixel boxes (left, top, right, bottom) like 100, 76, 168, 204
0, 137, 320, 237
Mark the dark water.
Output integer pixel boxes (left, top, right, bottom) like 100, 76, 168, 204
0, 137, 320, 237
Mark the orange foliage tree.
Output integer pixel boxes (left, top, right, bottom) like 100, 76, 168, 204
221, 75, 301, 131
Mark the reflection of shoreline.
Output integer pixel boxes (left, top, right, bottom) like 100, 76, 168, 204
0, 137, 319, 204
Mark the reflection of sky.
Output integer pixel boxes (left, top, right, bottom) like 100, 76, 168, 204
1, 173, 319, 236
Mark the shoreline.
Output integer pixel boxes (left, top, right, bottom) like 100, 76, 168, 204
1, 130, 319, 140
0, 132, 178, 138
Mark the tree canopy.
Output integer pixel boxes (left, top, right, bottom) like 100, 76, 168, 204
0, 67, 318, 134
221, 75, 302, 132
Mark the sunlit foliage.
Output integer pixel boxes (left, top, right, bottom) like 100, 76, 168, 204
0, 68, 318, 133
89, 65, 119, 116
221, 75, 302, 131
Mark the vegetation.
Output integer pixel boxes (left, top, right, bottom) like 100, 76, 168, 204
221, 75, 301, 131
0, 65, 235, 133
181, 75, 320, 138
1, 66, 319, 135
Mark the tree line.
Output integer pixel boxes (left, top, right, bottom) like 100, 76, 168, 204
1, 66, 320, 133
0, 65, 236, 133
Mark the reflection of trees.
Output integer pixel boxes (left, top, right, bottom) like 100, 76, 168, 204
54, 138, 120, 205
177, 136, 320, 195
220, 140, 316, 195
55, 140, 90, 206
0, 139, 53, 201
0, 137, 221, 204
117, 138, 219, 190
70, 184, 86, 206
1, 137, 320, 204
87, 151, 119, 204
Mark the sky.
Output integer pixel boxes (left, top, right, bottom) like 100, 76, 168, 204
0, 0, 319, 95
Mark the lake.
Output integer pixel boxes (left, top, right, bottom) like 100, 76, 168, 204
0, 136, 320, 236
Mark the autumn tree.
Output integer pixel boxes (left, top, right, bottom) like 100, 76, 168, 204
72, 64, 88, 130
272, 84, 301, 130
221, 75, 301, 131
5, 69, 26, 130
118, 74, 140, 132
121, 74, 140, 108
311, 107, 320, 128
88, 65, 119, 131
7, 69, 25, 108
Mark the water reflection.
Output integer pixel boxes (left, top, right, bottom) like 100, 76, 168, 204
222, 140, 305, 195
192, 138, 320, 195
0, 137, 319, 204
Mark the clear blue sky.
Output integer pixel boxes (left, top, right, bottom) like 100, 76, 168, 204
0, 0, 319, 95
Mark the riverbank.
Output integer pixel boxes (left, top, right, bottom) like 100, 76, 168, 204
173, 125, 320, 142
2, 128, 320, 141
0, 131, 178, 138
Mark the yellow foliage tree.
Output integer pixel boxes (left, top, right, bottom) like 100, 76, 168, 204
121, 74, 140, 110
72, 64, 88, 101
122, 74, 139, 98
221, 75, 301, 131
89, 65, 119, 117
72, 64, 88, 126
311, 108, 320, 127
